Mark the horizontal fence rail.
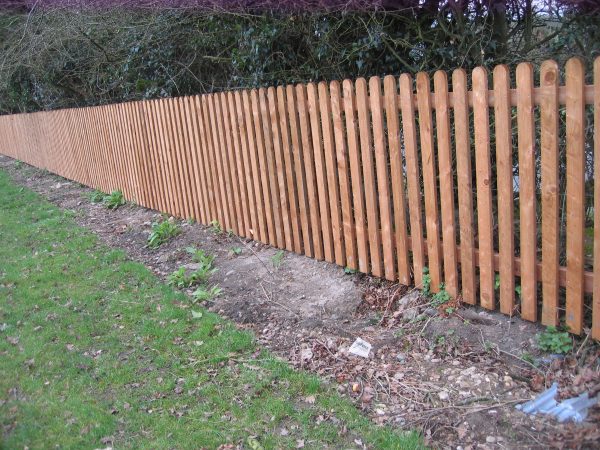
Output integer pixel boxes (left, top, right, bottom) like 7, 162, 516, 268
1, 57, 598, 339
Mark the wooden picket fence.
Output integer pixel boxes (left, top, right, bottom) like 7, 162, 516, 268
0, 57, 598, 339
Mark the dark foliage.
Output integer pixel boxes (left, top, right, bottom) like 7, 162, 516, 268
0, 1, 598, 113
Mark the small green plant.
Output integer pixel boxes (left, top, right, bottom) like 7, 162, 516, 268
537, 326, 572, 354
89, 190, 106, 203
104, 190, 125, 209
520, 352, 535, 365
494, 274, 501, 290
210, 220, 222, 234
496, 275, 522, 298
167, 267, 190, 288
422, 267, 431, 296
344, 266, 358, 275
482, 340, 495, 353
186, 246, 200, 258
186, 217, 196, 225
183, 247, 217, 284
271, 250, 285, 269
186, 247, 215, 266
168, 247, 219, 297
410, 314, 427, 323
168, 264, 216, 289
14, 160, 23, 169
430, 284, 451, 307
394, 329, 405, 338
147, 218, 181, 248
88, 189, 125, 209
189, 265, 217, 285
230, 246, 242, 256
369, 313, 383, 325
192, 285, 223, 302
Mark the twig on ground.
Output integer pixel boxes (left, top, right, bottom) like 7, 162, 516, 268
235, 235, 273, 277
463, 398, 527, 414
419, 316, 433, 336
497, 348, 545, 375
378, 284, 406, 325
457, 396, 493, 406
259, 282, 298, 316
576, 329, 590, 356
116, 299, 142, 305
314, 339, 343, 361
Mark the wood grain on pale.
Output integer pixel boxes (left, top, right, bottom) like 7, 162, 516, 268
399, 74, 425, 287
540, 60, 560, 326
565, 57, 586, 334
434, 70, 459, 297
384, 75, 411, 286
343, 79, 369, 273
493, 65, 516, 315
472, 68, 495, 310
331, 81, 357, 269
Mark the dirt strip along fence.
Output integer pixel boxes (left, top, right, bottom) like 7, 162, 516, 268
1, 57, 599, 339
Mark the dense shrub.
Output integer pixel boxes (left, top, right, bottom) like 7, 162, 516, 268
0, 1, 598, 113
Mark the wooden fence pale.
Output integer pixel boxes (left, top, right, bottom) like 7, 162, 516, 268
1, 57, 598, 339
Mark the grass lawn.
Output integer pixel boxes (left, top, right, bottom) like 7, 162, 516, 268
0, 169, 422, 449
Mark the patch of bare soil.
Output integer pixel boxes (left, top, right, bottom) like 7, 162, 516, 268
2, 155, 598, 450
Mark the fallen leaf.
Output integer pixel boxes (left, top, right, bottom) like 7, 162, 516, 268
191, 310, 203, 319
300, 347, 313, 361
530, 373, 545, 392
457, 422, 469, 439
247, 436, 264, 450
361, 394, 373, 403
304, 395, 316, 404
296, 439, 305, 449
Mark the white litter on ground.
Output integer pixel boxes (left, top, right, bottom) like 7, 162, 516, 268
348, 337, 372, 358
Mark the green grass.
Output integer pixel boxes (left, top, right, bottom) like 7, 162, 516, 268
0, 170, 422, 450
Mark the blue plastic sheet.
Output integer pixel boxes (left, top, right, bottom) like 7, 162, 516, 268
516, 382, 598, 423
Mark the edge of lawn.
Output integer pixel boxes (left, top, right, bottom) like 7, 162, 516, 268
0, 168, 424, 449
